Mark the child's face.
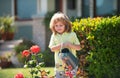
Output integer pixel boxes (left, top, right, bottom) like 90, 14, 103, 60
54, 21, 65, 34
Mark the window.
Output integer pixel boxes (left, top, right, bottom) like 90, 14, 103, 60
96, 0, 117, 16
15, 0, 37, 20
67, 0, 76, 10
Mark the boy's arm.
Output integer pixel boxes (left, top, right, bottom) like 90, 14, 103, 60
63, 42, 81, 50
49, 44, 61, 52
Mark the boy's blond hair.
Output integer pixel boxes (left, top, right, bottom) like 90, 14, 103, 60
49, 12, 72, 34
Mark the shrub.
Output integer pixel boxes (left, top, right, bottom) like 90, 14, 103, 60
43, 11, 55, 27
14, 39, 36, 65
72, 16, 120, 78
14, 39, 35, 54
42, 49, 54, 67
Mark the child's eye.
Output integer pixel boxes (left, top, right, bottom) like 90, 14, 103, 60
60, 25, 62, 27
60, 25, 64, 27
55, 25, 58, 27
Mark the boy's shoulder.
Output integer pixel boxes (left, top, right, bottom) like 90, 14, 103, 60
70, 31, 76, 35
71, 31, 76, 34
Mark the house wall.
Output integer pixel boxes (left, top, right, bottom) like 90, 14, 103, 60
0, 0, 119, 51
48, 0, 55, 12
14, 18, 46, 51
66, 0, 78, 17
32, 17, 46, 51
0, 0, 12, 16
14, 21, 33, 40
14, 0, 51, 51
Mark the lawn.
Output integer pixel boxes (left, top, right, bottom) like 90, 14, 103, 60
0, 67, 54, 78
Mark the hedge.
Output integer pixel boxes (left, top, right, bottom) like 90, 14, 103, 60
72, 16, 120, 78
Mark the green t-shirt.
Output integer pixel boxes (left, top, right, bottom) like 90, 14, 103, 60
49, 32, 80, 71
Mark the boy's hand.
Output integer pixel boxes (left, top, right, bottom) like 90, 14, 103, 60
63, 42, 72, 48
62, 42, 81, 50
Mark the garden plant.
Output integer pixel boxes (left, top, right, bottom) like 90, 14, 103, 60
72, 16, 120, 78
14, 45, 52, 78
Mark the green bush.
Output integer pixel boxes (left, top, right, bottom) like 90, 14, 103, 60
14, 39, 55, 67
42, 49, 54, 67
14, 39, 35, 64
43, 11, 55, 27
72, 16, 120, 78
14, 39, 35, 54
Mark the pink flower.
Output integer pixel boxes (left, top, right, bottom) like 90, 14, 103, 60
30, 45, 40, 54
22, 50, 30, 57
14, 73, 24, 78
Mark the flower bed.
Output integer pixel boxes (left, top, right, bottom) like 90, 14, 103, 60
14, 45, 54, 78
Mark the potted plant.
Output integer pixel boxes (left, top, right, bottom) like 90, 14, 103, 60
0, 16, 16, 40
0, 53, 12, 68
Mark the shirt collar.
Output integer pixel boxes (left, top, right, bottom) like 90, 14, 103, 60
56, 32, 68, 36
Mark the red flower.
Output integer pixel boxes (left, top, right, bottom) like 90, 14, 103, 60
22, 50, 30, 57
68, 65, 72, 70
65, 71, 73, 78
30, 45, 40, 54
14, 73, 24, 78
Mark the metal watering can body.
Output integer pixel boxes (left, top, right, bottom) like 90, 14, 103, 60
58, 48, 79, 70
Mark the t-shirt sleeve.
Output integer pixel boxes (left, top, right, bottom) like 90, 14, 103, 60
72, 32, 80, 45
48, 34, 56, 48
